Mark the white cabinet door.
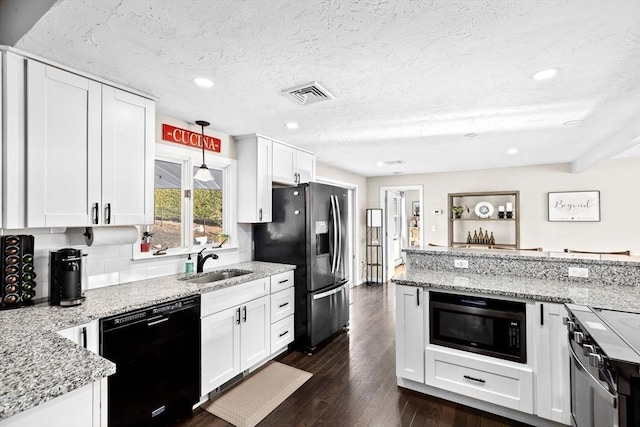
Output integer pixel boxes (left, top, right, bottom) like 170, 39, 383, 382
26, 61, 101, 227
534, 302, 571, 425
272, 142, 315, 185
295, 149, 315, 183
395, 284, 425, 382
240, 295, 270, 371
272, 142, 296, 185
57, 321, 100, 355
101, 86, 155, 225
201, 306, 241, 395
237, 135, 272, 223
0, 380, 102, 427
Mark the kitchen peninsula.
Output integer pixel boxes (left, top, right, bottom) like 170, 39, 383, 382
393, 247, 639, 427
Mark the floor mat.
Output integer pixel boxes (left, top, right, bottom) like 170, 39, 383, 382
201, 361, 312, 427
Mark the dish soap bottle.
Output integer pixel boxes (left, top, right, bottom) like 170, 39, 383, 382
185, 254, 194, 273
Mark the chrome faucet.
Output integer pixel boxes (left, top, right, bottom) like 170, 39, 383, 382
197, 248, 219, 273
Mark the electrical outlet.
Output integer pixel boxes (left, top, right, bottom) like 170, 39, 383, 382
454, 259, 469, 269
433, 209, 443, 215
568, 267, 589, 278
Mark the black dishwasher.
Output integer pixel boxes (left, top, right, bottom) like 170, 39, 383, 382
100, 296, 200, 427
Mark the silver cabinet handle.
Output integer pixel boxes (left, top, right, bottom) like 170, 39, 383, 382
463, 375, 486, 384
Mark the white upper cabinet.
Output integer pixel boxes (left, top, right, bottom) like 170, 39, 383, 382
272, 141, 315, 185
101, 86, 155, 225
2, 52, 155, 228
295, 149, 315, 184
236, 135, 273, 223
26, 62, 102, 228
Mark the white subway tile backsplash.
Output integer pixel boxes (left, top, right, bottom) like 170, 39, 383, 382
120, 268, 148, 284
86, 259, 106, 276
88, 272, 120, 289
104, 257, 133, 273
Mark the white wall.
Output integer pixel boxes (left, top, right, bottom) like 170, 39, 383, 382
367, 157, 640, 254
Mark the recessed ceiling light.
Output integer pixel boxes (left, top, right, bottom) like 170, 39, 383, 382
376, 161, 384, 167
508, 148, 518, 155
531, 68, 559, 81
193, 77, 214, 88
464, 133, 478, 138
285, 122, 299, 130
563, 120, 583, 127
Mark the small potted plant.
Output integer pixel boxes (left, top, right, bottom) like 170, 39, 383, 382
452, 205, 468, 219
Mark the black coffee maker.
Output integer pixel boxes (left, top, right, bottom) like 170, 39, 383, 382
50, 248, 85, 306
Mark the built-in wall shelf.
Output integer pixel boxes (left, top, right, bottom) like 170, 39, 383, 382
448, 191, 520, 249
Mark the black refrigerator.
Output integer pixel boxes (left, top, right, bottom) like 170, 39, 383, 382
253, 182, 349, 353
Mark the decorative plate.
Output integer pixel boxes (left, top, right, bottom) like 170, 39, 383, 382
474, 201, 494, 218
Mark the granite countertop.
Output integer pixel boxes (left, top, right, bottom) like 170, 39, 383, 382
0, 261, 295, 421
393, 269, 640, 313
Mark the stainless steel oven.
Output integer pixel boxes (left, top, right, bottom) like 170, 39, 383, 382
429, 292, 527, 363
565, 304, 640, 427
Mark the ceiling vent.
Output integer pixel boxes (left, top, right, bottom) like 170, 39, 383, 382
281, 81, 335, 106
382, 160, 406, 166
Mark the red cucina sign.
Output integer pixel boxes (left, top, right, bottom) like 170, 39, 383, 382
162, 124, 221, 152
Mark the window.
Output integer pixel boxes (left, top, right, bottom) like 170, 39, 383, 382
144, 144, 235, 256
192, 167, 224, 245
152, 159, 184, 250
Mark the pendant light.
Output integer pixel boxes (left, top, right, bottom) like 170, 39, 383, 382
193, 120, 214, 182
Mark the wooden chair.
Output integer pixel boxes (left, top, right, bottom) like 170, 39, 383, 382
491, 245, 543, 251
564, 249, 631, 256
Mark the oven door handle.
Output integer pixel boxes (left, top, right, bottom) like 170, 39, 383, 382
568, 341, 618, 400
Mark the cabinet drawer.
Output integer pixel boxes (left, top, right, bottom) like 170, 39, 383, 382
271, 315, 294, 354
201, 278, 269, 317
270, 270, 294, 293
426, 347, 533, 413
270, 287, 295, 323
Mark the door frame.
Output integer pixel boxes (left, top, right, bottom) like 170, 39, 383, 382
315, 176, 359, 288
379, 185, 423, 282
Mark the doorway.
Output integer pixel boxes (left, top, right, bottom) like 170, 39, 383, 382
379, 185, 423, 282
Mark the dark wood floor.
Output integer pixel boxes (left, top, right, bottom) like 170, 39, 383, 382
177, 282, 530, 426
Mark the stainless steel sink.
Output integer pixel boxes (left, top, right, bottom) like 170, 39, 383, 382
184, 269, 252, 284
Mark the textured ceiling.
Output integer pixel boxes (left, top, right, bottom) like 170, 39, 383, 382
14, 0, 640, 176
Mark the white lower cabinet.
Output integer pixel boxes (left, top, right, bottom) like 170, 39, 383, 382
269, 270, 295, 354
396, 287, 569, 425
57, 320, 100, 355
0, 379, 106, 427
534, 302, 571, 425
200, 278, 271, 396
395, 284, 425, 382
425, 346, 534, 413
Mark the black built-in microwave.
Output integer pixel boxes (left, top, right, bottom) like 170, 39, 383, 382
429, 291, 527, 363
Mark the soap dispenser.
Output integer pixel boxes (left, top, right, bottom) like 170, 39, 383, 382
185, 254, 194, 273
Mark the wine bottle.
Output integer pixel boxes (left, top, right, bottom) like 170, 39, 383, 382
484, 230, 489, 244
478, 227, 484, 244
466, 231, 472, 244
489, 232, 495, 245
472, 230, 479, 244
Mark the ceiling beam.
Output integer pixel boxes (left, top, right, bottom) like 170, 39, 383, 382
571, 117, 640, 173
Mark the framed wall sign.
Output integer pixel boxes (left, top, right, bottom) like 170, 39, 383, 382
548, 191, 600, 222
